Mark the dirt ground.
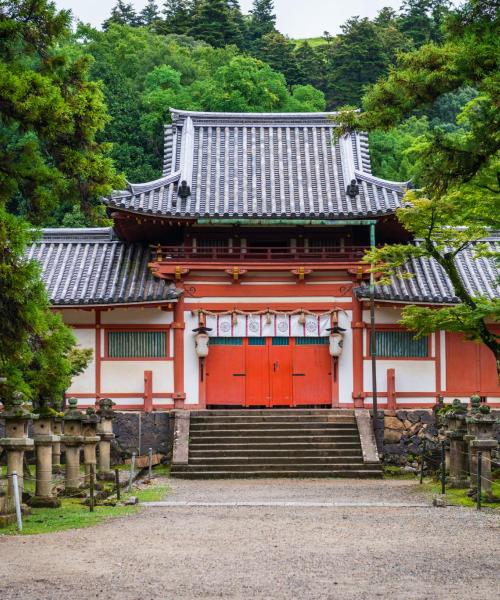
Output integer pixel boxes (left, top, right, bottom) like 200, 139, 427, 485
1, 479, 499, 600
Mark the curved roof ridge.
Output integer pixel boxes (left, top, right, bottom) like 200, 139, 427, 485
170, 108, 341, 120
127, 171, 181, 195
354, 169, 410, 192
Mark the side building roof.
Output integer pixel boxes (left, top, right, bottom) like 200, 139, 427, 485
355, 239, 500, 304
28, 228, 177, 306
106, 109, 408, 220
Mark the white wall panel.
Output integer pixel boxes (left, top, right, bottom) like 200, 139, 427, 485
101, 361, 173, 394
101, 307, 173, 325
363, 360, 436, 393
338, 310, 354, 404
184, 311, 200, 404
67, 328, 96, 394
60, 309, 95, 325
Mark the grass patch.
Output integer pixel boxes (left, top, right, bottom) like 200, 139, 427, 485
424, 480, 500, 509
292, 37, 329, 47
0, 466, 170, 536
383, 465, 418, 480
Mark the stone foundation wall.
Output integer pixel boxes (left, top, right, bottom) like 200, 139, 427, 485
111, 411, 174, 463
381, 409, 500, 467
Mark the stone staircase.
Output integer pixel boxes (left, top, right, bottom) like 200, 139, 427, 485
171, 409, 382, 479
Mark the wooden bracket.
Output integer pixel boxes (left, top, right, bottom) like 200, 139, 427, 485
225, 267, 247, 282
291, 267, 312, 281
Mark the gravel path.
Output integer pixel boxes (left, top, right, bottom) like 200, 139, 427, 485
1, 479, 498, 600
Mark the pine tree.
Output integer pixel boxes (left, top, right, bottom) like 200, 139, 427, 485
160, 0, 194, 35
103, 1, 139, 29
190, 0, 243, 48
139, 0, 161, 26
399, 0, 451, 47
253, 32, 301, 86
248, 0, 276, 41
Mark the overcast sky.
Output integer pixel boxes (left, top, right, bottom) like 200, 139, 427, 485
55, 0, 410, 38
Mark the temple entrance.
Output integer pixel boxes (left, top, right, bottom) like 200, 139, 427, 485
206, 337, 333, 407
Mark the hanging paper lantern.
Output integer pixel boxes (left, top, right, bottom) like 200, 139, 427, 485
298, 311, 306, 325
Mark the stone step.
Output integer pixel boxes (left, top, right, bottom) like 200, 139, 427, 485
190, 448, 362, 458
171, 469, 383, 479
190, 409, 354, 417
189, 441, 362, 451
188, 456, 364, 465
191, 415, 356, 424
190, 423, 358, 432
174, 462, 379, 472
191, 427, 358, 438
189, 434, 361, 444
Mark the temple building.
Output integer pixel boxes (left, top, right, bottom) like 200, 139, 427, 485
30, 110, 500, 412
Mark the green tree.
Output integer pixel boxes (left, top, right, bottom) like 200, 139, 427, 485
294, 41, 326, 91
247, 0, 276, 43
339, 0, 500, 375
0, 1, 106, 404
139, 0, 161, 26
159, 0, 194, 35
399, 0, 451, 47
190, 0, 243, 48
103, 0, 139, 29
252, 32, 301, 86
326, 17, 391, 107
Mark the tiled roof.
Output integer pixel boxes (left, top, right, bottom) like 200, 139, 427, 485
106, 109, 407, 219
355, 239, 500, 303
28, 228, 177, 306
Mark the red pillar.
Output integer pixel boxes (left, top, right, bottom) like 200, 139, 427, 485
144, 370, 153, 412
352, 296, 365, 408
172, 294, 186, 408
387, 368, 396, 410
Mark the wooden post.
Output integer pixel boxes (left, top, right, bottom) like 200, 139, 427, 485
387, 368, 396, 410
351, 295, 364, 408
143, 370, 153, 412
173, 293, 185, 408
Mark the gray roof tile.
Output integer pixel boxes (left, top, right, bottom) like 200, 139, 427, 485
106, 110, 408, 219
355, 240, 499, 303
28, 229, 177, 306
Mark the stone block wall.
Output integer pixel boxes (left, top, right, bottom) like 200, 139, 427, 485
111, 411, 174, 463
381, 409, 500, 466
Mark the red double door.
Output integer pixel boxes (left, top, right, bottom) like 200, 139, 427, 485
206, 337, 333, 407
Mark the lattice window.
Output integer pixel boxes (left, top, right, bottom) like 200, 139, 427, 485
107, 331, 167, 358
295, 337, 329, 345
371, 331, 428, 358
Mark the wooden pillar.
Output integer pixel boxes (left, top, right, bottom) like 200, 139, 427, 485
387, 368, 396, 410
352, 295, 364, 408
173, 295, 186, 408
144, 370, 153, 412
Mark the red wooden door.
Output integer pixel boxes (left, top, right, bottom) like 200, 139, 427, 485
269, 338, 293, 406
292, 338, 332, 406
246, 338, 270, 406
206, 338, 246, 405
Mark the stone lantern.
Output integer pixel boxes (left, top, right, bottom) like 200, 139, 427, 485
30, 412, 61, 508
96, 398, 116, 481
466, 396, 498, 499
52, 415, 63, 473
444, 399, 468, 488
61, 398, 84, 494
82, 408, 100, 487
0, 392, 34, 495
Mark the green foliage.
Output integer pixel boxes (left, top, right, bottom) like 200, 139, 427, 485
369, 116, 430, 181
190, 0, 243, 48
348, 1, 500, 375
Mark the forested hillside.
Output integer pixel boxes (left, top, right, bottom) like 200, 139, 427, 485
3, 0, 482, 226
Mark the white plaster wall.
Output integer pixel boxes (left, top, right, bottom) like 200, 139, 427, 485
100, 361, 173, 394
184, 310, 200, 404
60, 309, 95, 325
338, 310, 354, 404
363, 360, 436, 393
101, 307, 173, 325
67, 328, 95, 394
362, 307, 402, 324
